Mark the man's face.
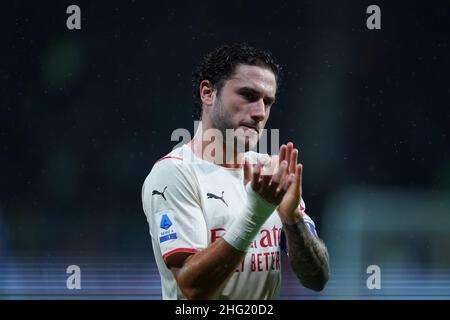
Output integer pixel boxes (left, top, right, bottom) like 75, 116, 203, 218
209, 64, 277, 151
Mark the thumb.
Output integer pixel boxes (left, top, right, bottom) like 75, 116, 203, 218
243, 158, 252, 186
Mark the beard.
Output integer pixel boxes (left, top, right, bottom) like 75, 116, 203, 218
209, 96, 260, 153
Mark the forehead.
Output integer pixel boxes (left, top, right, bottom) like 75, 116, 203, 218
226, 64, 277, 96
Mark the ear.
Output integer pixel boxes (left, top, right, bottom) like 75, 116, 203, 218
199, 80, 215, 109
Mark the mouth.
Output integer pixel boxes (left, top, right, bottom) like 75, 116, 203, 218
240, 124, 259, 134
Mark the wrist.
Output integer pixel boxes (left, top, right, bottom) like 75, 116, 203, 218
245, 183, 277, 219
278, 207, 303, 226
223, 183, 277, 251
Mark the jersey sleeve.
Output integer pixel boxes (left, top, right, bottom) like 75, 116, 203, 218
298, 198, 318, 237
142, 157, 208, 264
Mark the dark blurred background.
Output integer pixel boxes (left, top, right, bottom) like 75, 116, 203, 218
1, 0, 450, 264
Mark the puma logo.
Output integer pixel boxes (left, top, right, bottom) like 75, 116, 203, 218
152, 186, 167, 200
207, 191, 228, 207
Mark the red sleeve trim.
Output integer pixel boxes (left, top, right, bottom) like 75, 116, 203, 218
162, 248, 199, 263
155, 156, 183, 164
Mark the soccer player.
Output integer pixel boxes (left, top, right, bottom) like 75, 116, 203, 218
142, 44, 329, 299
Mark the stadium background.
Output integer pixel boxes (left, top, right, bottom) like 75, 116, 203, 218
1, 0, 450, 298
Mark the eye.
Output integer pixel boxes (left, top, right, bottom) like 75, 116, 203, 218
241, 91, 257, 101
263, 98, 274, 108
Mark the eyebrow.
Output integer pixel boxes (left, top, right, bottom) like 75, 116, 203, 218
237, 86, 276, 105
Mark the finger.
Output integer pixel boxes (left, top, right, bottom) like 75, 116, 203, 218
289, 148, 298, 174
272, 161, 289, 200
267, 160, 287, 194
281, 173, 295, 193
287, 163, 302, 196
263, 156, 278, 176
259, 153, 271, 165
297, 163, 303, 194
260, 171, 272, 193
251, 161, 262, 191
275, 173, 294, 203
278, 144, 287, 163
243, 159, 252, 186
260, 154, 275, 175
285, 142, 293, 173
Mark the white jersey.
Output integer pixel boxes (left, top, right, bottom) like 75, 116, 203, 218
141, 144, 316, 300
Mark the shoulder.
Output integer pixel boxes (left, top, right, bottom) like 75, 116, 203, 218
142, 144, 204, 188
146, 145, 195, 178
141, 145, 201, 209
144, 145, 200, 194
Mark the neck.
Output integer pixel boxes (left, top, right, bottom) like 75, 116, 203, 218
188, 121, 244, 168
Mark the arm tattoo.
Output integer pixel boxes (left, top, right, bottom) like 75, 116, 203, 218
283, 218, 330, 291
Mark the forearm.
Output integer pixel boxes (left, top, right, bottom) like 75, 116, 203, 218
172, 163, 285, 299
283, 210, 330, 291
174, 184, 276, 299
174, 238, 246, 299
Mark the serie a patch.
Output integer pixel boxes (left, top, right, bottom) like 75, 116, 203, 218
159, 212, 177, 243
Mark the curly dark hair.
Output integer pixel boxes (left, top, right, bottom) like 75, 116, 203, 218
192, 43, 281, 120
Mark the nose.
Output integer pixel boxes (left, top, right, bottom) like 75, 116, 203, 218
250, 98, 266, 122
